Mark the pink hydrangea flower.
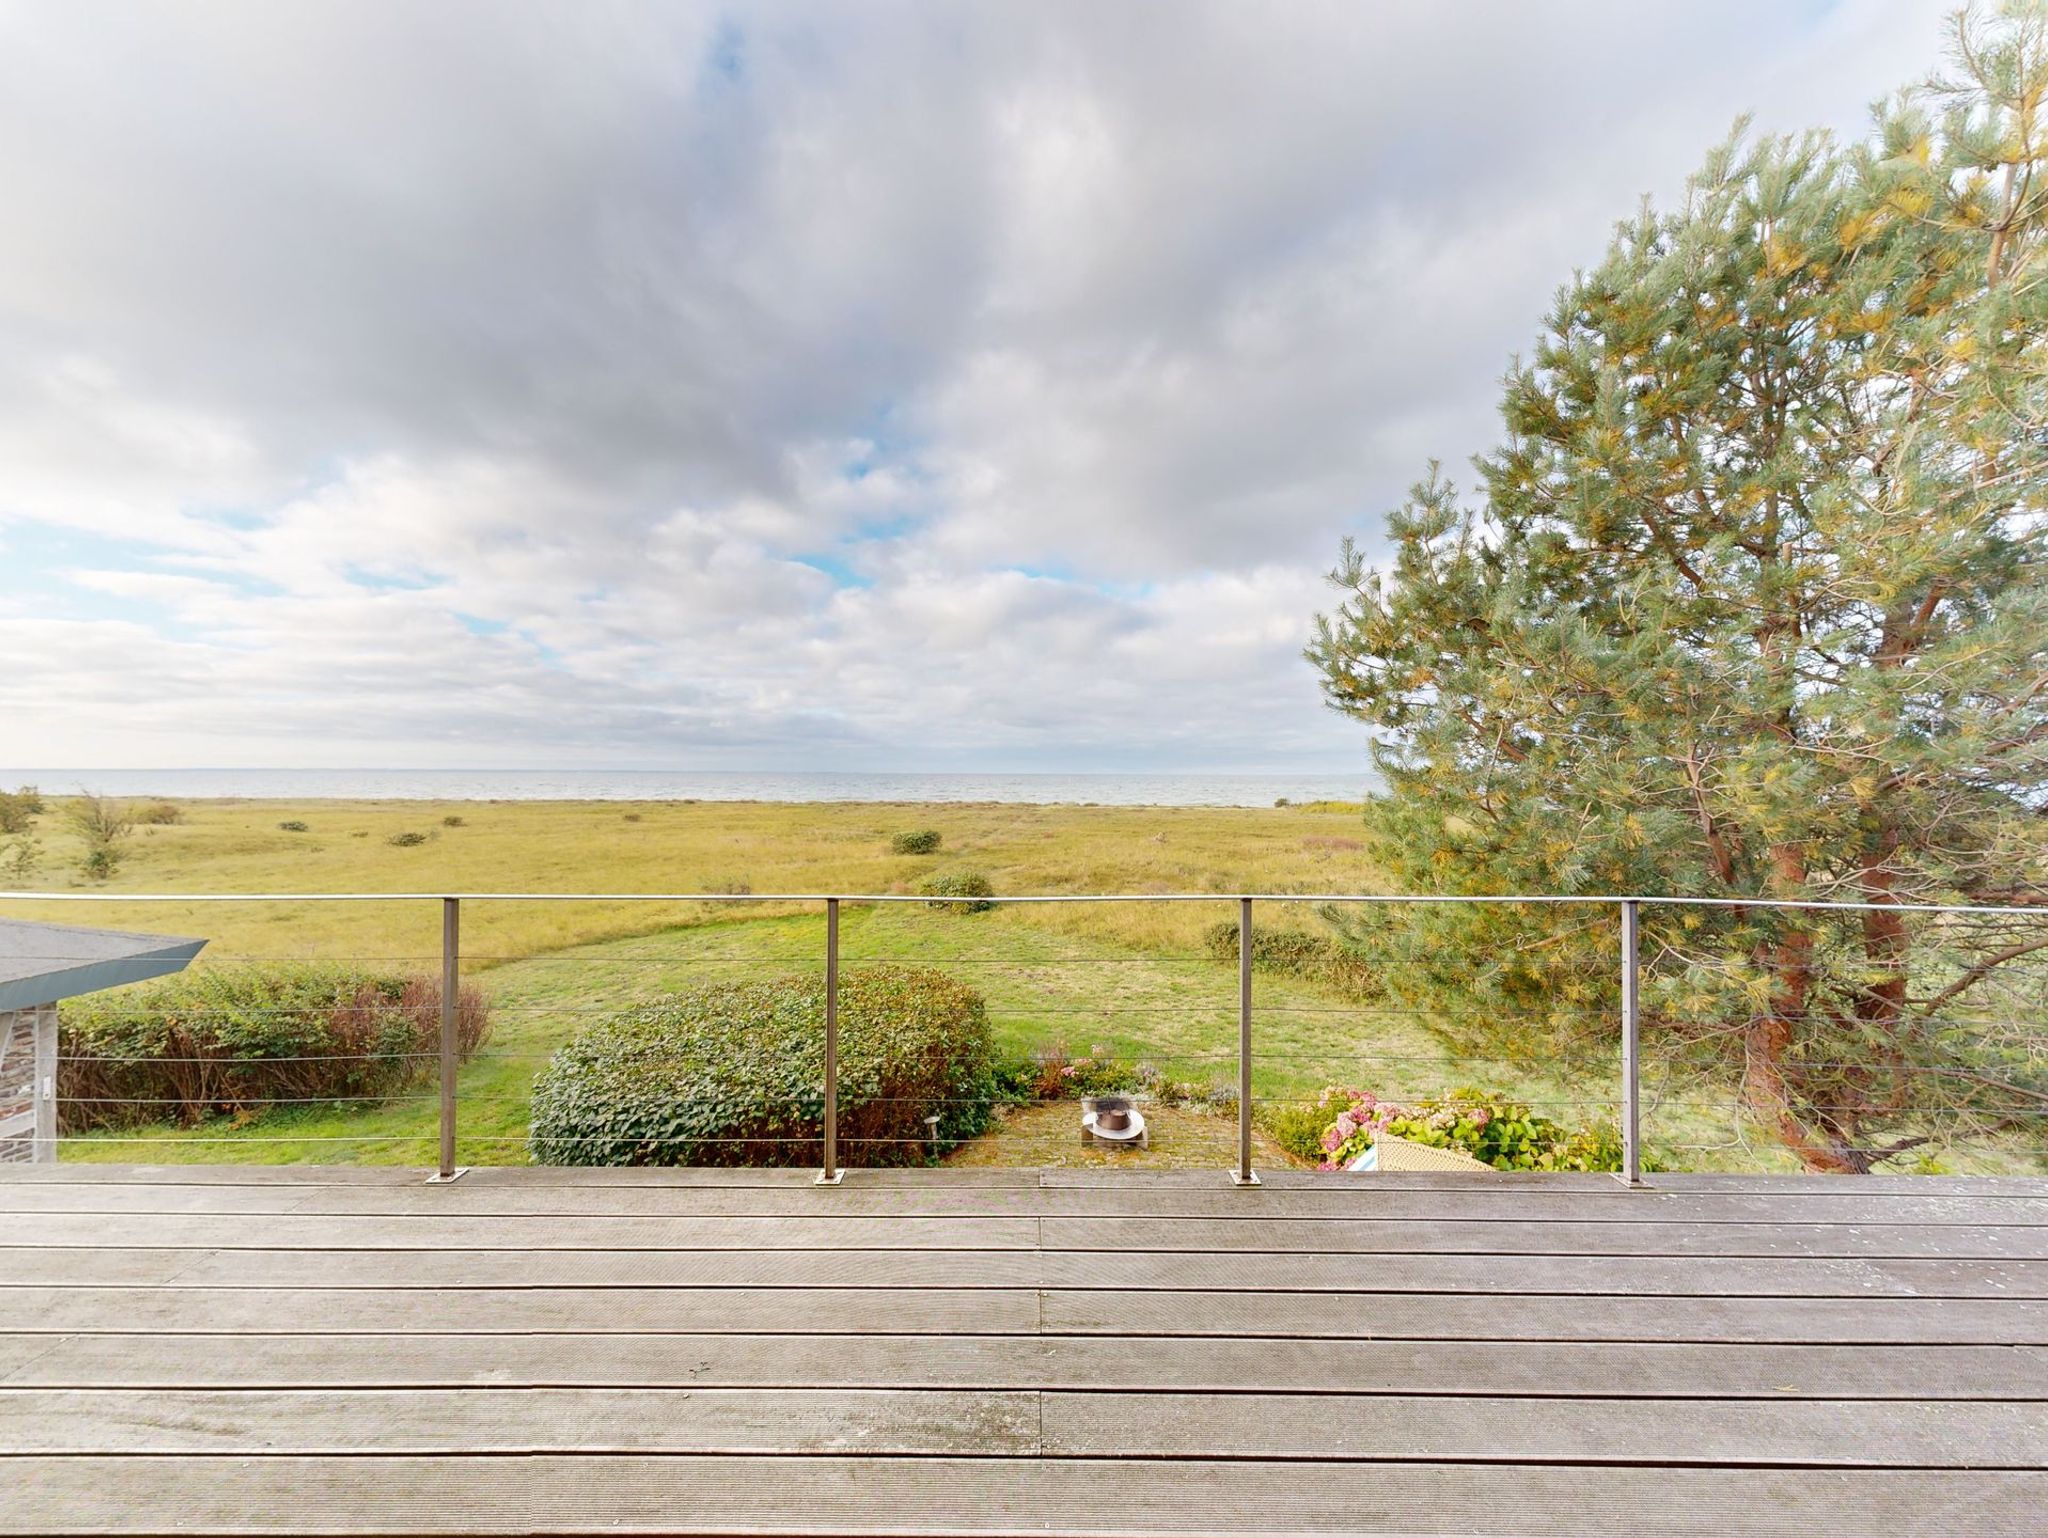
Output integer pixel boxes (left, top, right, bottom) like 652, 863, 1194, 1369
1320, 1126, 1344, 1153
1334, 1112, 1358, 1139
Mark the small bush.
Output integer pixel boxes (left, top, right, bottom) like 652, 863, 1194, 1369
66, 795, 135, 881
1204, 921, 1377, 997
623, 813, 643, 823
441, 814, 466, 828
0, 833, 41, 879
1266, 1098, 1339, 1164
890, 829, 943, 855
529, 965, 994, 1167
135, 802, 184, 826
278, 820, 310, 833
991, 1052, 1042, 1105
59, 966, 490, 1131
388, 831, 430, 847
1006, 1041, 1145, 1102
0, 787, 44, 835
917, 870, 995, 913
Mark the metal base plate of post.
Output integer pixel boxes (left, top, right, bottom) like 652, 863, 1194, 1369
1228, 1169, 1261, 1187
425, 1168, 470, 1184
814, 1169, 845, 1185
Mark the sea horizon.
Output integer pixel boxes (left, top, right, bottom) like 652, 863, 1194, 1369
0, 768, 1375, 808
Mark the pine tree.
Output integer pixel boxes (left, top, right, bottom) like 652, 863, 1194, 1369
1308, 2, 2048, 1172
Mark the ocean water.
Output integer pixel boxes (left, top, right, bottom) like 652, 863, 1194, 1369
0, 769, 1372, 808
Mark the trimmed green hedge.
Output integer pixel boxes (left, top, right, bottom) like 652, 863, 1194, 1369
529, 965, 995, 1166
59, 966, 490, 1131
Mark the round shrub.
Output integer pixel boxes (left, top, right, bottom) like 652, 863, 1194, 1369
917, 870, 995, 913
59, 966, 490, 1131
529, 965, 995, 1167
277, 820, 310, 833
387, 830, 430, 847
890, 829, 942, 855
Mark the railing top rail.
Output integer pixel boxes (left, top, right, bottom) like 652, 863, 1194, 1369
0, 890, 2041, 917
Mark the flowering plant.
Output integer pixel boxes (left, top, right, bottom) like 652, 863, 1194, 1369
1311, 1086, 1397, 1168
1300, 1084, 1626, 1173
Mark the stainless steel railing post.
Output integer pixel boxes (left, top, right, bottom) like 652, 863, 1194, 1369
816, 897, 844, 1185
1231, 895, 1260, 1186
428, 896, 467, 1184
1620, 898, 1642, 1188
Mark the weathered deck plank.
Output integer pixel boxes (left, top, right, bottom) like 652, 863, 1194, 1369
13, 1207, 2047, 1258
13, 1164, 2048, 1194
9, 1239, 2040, 1295
4, 1387, 2041, 1467
4, 1181, 2041, 1226
4, 1455, 2043, 1536
12, 1283, 2045, 1343
3, 1335, 2042, 1398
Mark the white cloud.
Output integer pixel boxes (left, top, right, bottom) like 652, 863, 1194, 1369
0, 0, 1951, 770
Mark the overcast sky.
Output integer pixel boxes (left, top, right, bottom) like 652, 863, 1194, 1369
0, 0, 1945, 773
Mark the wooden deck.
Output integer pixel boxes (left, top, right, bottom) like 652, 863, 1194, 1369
1, 1165, 2045, 1535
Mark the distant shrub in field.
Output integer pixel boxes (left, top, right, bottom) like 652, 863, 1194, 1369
387, 831, 430, 847
441, 815, 466, 828
66, 795, 135, 881
135, 802, 184, 826
0, 787, 44, 835
529, 965, 994, 1166
58, 966, 490, 1132
1204, 921, 1377, 998
278, 820, 310, 833
889, 829, 942, 855
0, 833, 41, 879
917, 870, 994, 912
622, 813, 643, 822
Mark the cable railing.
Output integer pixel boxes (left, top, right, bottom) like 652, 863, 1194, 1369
3, 888, 2045, 1183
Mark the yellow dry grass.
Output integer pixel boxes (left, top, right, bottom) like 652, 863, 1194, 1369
1, 795, 1378, 966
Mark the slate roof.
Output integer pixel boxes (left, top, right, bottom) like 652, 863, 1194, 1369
0, 919, 207, 1012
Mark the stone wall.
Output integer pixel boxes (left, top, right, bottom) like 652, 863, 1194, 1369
0, 1002, 56, 1163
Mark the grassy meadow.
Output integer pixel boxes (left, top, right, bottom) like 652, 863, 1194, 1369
14, 794, 2042, 1175
2, 794, 1377, 962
